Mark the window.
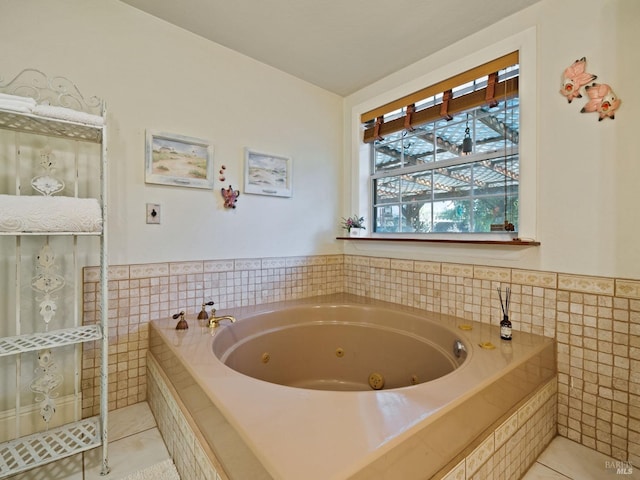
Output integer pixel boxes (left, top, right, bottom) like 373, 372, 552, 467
363, 53, 520, 235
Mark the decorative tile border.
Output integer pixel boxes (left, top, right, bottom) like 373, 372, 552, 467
204, 260, 235, 272
305, 255, 329, 266
512, 269, 557, 288
130, 262, 169, 278
261, 257, 287, 269
442, 263, 474, 278
83, 266, 100, 282
390, 259, 414, 271
442, 459, 465, 480
234, 258, 262, 270
84, 265, 131, 282
169, 261, 204, 275
414, 260, 441, 274
325, 254, 344, 265
616, 279, 640, 299
558, 273, 615, 296
370, 257, 391, 269
466, 434, 495, 477
285, 257, 308, 267
108, 265, 131, 281
350, 256, 371, 267
495, 412, 518, 449
285, 256, 325, 267
473, 266, 511, 282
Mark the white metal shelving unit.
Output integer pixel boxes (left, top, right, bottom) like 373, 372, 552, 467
0, 70, 109, 478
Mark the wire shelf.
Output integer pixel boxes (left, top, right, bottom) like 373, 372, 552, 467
0, 417, 101, 478
0, 110, 103, 143
0, 231, 102, 237
0, 325, 102, 357
0, 68, 109, 476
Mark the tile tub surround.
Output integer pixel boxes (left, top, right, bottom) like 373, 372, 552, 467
147, 338, 270, 480
439, 377, 557, 480
148, 294, 555, 480
81, 254, 640, 466
80, 255, 344, 415
147, 346, 556, 480
146, 353, 231, 480
342, 257, 640, 465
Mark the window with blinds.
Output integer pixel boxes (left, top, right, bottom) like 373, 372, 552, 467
364, 52, 520, 234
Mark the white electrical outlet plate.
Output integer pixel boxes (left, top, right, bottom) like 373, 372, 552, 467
146, 203, 161, 224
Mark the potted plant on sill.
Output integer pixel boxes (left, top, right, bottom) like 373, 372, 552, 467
341, 215, 366, 237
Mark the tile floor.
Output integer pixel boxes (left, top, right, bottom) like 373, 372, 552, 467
7, 402, 170, 480
522, 436, 640, 480
7, 402, 639, 479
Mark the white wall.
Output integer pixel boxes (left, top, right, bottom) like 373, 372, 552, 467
1, 0, 344, 265
1, 0, 638, 279
344, 0, 640, 280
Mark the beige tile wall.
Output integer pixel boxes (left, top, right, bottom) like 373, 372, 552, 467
441, 378, 557, 480
81, 255, 343, 415
82, 253, 640, 466
146, 354, 226, 480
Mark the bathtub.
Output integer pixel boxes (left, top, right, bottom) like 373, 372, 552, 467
213, 304, 467, 391
149, 294, 555, 480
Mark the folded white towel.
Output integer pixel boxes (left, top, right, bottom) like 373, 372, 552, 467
0, 195, 103, 233
0, 93, 37, 113
0, 92, 37, 106
0, 101, 34, 113
32, 104, 103, 126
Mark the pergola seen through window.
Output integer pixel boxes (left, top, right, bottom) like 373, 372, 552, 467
363, 53, 520, 235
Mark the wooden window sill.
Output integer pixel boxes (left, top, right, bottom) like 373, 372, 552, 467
336, 236, 540, 246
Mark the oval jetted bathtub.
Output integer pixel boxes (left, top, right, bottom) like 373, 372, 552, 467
148, 294, 556, 480
213, 304, 467, 391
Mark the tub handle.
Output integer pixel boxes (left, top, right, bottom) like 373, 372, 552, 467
453, 339, 467, 360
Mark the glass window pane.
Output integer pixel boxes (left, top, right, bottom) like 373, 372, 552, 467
400, 171, 432, 203
433, 112, 470, 160
373, 139, 402, 172
473, 196, 507, 232
403, 130, 434, 165
472, 154, 518, 195
472, 155, 518, 233
433, 164, 472, 199
404, 202, 432, 232
369, 61, 519, 235
374, 176, 399, 204
375, 205, 400, 232
433, 200, 470, 232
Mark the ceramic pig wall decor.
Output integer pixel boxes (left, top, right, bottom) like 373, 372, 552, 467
580, 83, 621, 121
560, 57, 597, 103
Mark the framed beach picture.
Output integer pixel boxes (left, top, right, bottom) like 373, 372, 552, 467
244, 148, 292, 198
145, 130, 214, 189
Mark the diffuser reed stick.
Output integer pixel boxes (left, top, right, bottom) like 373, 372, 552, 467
497, 286, 512, 340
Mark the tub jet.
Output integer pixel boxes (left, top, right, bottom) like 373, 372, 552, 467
368, 372, 385, 390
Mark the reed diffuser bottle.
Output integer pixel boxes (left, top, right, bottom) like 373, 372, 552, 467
498, 286, 512, 340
